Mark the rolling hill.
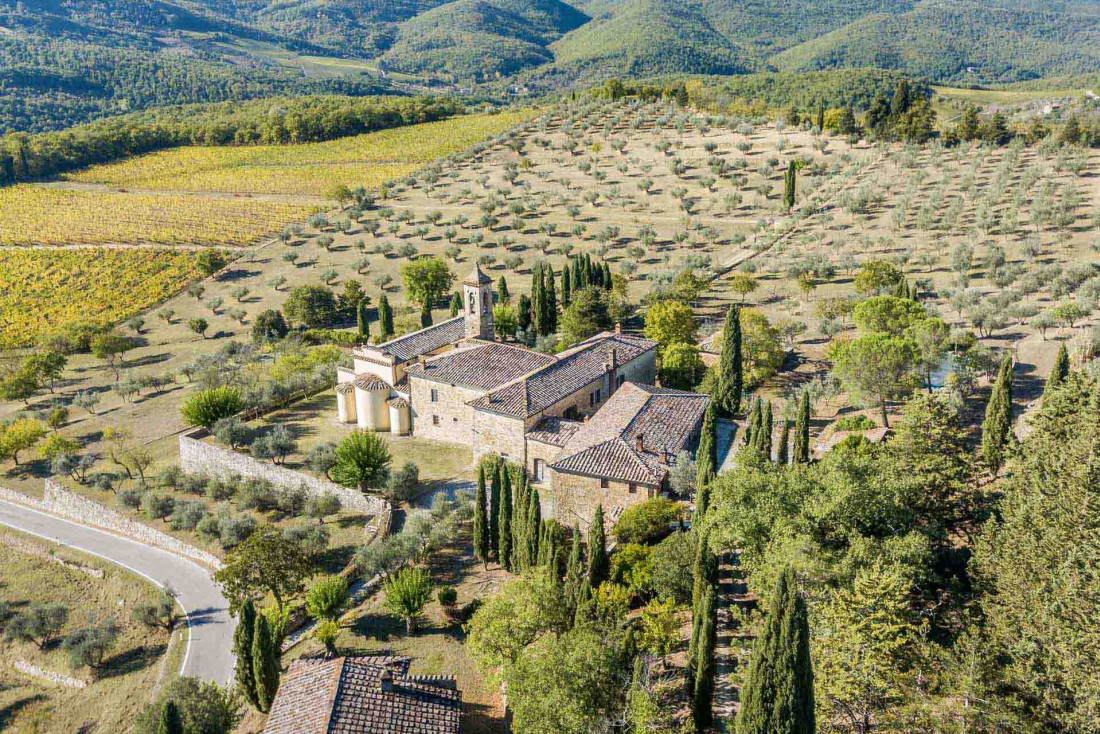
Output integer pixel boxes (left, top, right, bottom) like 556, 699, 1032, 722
3, 0, 1099, 132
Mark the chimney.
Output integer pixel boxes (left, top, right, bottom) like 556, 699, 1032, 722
380, 669, 394, 693
615, 322, 622, 335
635, 433, 645, 453
419, 355, 428, 370
605, 347, 618, 372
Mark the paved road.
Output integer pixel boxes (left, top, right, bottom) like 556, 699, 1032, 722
0, 499, 236, 685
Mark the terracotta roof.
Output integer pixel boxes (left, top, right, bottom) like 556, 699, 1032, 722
407, 342, 556, 391
264, 655, 461, 734
470, 332, 658, 418
363, 317, 466, 364
551, 382, 710, 486
354, 375, 389, 391
336, 382, 355, 394
526, 417, 584, 447
464, 264, 492, 286
388, 397, 410, 408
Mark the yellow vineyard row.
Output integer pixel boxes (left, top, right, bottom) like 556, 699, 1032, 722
63, 110, 537, 196
0, 248, 201, 348
0, 186, 317, 246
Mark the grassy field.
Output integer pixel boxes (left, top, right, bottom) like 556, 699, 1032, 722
0, 247, 202, 348
0, 528, 181, 733
932, 85, 1091, 104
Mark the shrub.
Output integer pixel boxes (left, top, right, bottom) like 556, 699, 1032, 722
650, 531, 696, 605
387, 461, 420, 501
213, 417, 251, 449
437, 586, 458, 607
315, 620, 339, 656
834, 414, 877, 432
383, 567, 433, 635
117, 488, 145, 510
276, 486, 307, 517
219, 515, 257, 549
6, 603, 68, 648
236, 478, 277, 511
306, 493, 342, 524
181, 387, 243, 429
305, 576, 349, 621
610, 543, 655, 596
142, 492, 175, 522
170, 501, 208, 531
64, 621, 119, 670
132, 676, 242, 734
612, 498, 681, 545
133, 589, 176, 630
282, 524, 329, 560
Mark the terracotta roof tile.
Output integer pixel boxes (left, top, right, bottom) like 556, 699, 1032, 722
359, 317, 466, 364
470, 332, 657, 418
407, 342, 556, 391
526, 417, 584, 447
551, 383, 710, 485
354, 375, 390, 391
264, 655, 461, 734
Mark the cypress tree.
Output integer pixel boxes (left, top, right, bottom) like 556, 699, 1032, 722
420, 300, 433, 328
531, 263, 545, 336
489, 461, 502, 559
568, 523, 584, 580
450, 291, 463, 317
497, 275, 510, 306
777, 420, 791, 465
793, 391, 811, 464
603, 262, 613, 291
1045, 343, 1070, 399
693, 587, 717, 731
815, 98, 825, 132
356, 300, 370, 341
696, 403, 718, 489
588, 504, 609, 588
747, 398, 762, 456
737, 568, 815, 734
473, 464, 489, 568
252, 613, 280, 713
760, 400, 773, 461
233, 600, 260, 709
715, 306, 743, 417
696, 483, 712, 521
527, 487, 541, 568
982, 355, 1014, 474
573, 256, 585, 290
378, 293, 394, 338
545, 265, 558, 333
512, 472, 529, 571
691, 527, 712, 613
562, 266, 572, 308
498, 467, 513, 571
783, 161, 797, 211
517, 293, 532, 335
157, 700, 184, 734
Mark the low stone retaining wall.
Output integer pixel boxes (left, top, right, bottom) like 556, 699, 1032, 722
179, 429, 388, 517
0, 534, 104, 578
0, 481, 221, 569
13, 660, 86, 688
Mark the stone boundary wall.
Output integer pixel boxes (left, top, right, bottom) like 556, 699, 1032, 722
0, 481, 221, 569
0, 534, 104, 578
179, 430, 388, 517
14, 660, 86, 688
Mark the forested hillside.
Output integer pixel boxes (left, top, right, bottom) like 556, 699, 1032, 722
2, 0, 1098, 132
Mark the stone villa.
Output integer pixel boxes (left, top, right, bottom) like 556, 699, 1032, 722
335, 264, 710, 530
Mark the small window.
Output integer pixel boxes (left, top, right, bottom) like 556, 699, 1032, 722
534, 459, 545, 481
589, 392, 595, 407
628, 483, 637, 494
432, 415, 440, 426
595, 388, 601, 403
600, 478, 609, 489
430, 388, 439, 403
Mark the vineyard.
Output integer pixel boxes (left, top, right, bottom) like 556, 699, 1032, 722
0, 248, 201, 347
63, 110, 537, 196
0, 186, 317, 247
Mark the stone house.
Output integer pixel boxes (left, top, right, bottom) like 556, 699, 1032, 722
263, 655, 461, 734
335, 263, 708, 530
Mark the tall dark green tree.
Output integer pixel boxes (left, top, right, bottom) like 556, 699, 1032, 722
736, 568, 814, 734
544, 265, 558, 334
1044, 343, 1070, 400
252, 613, 280, 713
517, 293, 532, 335
696, 403, 718, 489
793, 391, 811, 464
815, 99, 825, 132
498, 467, 513, 571
356, 300, 370, 341
693, 587, 717, 732
526, 486, 541, 570
777, 420, 791, 465
982, 355, 1014, 474
531, 264, 545, 336
715, 306, 743, 417
561, 267, 572, 309
378, 293, 394, 338
497, 275, 510, 306
489, 461, 502, 559
473, 463, 489, 568
156, 700, 184, 734
420, 300, 433, 328
783, 161, 797, 211
512, 472, 530, 571
588, 504, 609, 588
602, 262, 613, 291
450, 291, 463, 318
233, 600, 260, 709
759, 400, 773, 461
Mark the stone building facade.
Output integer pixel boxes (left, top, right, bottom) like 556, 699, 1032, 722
335, 264, 708, 530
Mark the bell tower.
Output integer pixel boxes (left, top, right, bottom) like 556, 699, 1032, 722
463, 264, 494, 340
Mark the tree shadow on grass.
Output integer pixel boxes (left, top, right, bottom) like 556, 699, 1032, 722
0, 694, 48, 731
351, 610, 403, 642
97, 642, 168, 679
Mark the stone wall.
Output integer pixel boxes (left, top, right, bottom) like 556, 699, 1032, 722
409, 378, 484, 446
548, 470, 657, 532
179, 430, 387, 517
0, 481, 222, 569
471, 409, 528, 465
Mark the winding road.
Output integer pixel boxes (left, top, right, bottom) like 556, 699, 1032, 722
0, 499, 236, 685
